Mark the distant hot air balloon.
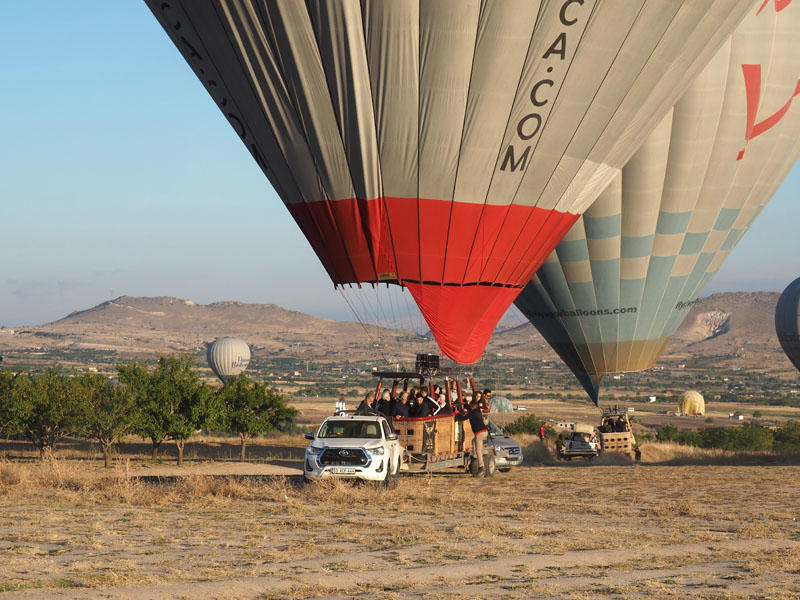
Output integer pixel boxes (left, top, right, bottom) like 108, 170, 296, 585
515, 1, 800, 403
207, 337, 251, 383
677, 390, 705, 416
145, 0, 752, 363
776, 277, 800, 374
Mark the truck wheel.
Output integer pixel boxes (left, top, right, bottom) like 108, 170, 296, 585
484, 454, 497, 477
382, 459, 397, 488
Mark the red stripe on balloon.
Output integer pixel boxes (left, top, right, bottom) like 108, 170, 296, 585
287, 197, 578, 286
286, 196, 579, 363
404, 283, 523, 364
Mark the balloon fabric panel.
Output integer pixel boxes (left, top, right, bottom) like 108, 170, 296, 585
517, 1, 800, 401
145, 0, 754, 363
776, 277, 800, 374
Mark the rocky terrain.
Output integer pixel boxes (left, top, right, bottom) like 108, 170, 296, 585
0, 292, 795, 375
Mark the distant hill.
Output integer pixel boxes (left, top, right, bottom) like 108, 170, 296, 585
0, 296, 437, 362
0, 292, 794, 375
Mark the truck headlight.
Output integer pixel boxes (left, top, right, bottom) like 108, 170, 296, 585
307, 446, 323, 456
366, 447, 384, 456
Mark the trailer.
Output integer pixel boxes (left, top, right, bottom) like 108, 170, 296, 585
392, 413, 496, 476
370, 357, 495, 476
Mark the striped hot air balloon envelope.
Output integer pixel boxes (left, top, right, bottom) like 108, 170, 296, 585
516, 0, 800, 403
144, 0, 753, 364
776, 277, 800, 375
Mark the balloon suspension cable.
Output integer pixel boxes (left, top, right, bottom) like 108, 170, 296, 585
337, 285, 391, 364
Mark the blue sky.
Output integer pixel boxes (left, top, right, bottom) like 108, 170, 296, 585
1, 3, 798, 327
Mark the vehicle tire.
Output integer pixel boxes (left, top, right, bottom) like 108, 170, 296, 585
498, 467, 511, 473
469, 456, 480, 475
381, 459, 396, 489
484, 453, 497, 477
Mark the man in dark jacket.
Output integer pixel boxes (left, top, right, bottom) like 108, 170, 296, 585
377, 390, 395, 417
435, 394, 452, 414
458, 400, 489, 476
407, 392, 420, 417
355, 393, 377, 415
414, 392, 439, 418
411, 393, 429, 417
393, 391, 410, 417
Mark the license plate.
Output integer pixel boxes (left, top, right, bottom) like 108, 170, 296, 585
330, 467, 358, 474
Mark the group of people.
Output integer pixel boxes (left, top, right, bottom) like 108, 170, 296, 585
598, 416, 630, 433
356, 386, 491, 420
355, 385, 494, 477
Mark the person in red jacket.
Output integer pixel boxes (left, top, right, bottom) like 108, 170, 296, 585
539, 423, 546, 442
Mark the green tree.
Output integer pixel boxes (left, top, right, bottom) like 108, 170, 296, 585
657, 424, 679, 442
75, 373, 138, 468
149, 355, 213, 466
504, 414, 553, 437
774, 421, 800, 452
0, 370, 17, 435
118, 361, 164, 460
12, 367, 80, 457
217, 374, 297, 461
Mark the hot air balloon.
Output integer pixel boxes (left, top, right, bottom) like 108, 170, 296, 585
145, 0, 752, 364
516, 1, 800, 403
207, 337, 251, 383
677, 390, 705, 416
776, 277, 800, 374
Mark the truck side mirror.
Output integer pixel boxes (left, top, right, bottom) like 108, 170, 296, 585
304, 432, 315, 441
386, 433, 398, 441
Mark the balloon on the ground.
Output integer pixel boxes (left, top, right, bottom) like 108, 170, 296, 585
207, 337, 251, 383
677, 391, 705, 416
515, 1, 800, 403
145, 0, 752, 363
776, 277, 800, 374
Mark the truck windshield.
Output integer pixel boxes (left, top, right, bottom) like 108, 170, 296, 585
318, 420, 382, 439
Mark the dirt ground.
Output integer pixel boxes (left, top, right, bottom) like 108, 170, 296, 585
1, 431, 799, 600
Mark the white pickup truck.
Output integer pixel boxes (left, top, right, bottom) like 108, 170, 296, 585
303, 414, 402, 484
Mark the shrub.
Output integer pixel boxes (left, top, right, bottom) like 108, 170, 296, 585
774, 421, 800, 452
656, 423, 774, 451
504, 414, 553, 437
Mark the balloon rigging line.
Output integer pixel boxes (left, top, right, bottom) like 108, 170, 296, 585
338, 286, 390, 365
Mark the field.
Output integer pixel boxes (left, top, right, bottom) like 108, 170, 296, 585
1, 400, 799, 599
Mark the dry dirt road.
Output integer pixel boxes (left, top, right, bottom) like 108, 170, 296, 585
1, 441, 799, 599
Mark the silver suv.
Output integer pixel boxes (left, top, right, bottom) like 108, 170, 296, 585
487, 420, 523, 472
